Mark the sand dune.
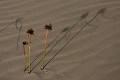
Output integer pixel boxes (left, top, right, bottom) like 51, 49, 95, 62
0, 0, 120, 80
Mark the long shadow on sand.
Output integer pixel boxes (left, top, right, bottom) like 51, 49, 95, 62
28, 11, 91, 72
29, 8, 110, 72
0, 18, 23, 50
41, 8, 108, 70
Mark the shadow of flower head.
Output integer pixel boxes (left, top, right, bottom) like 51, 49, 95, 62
97, 8, 107, 15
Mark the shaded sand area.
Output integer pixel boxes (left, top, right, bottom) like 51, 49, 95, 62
0, 0, 120, 80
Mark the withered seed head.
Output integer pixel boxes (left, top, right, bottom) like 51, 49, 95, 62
44, 23, 52, 31
23, 41, 28, 45
27, 28, 34, 35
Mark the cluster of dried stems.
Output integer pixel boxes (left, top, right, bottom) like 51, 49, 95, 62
23, 24, 52, 73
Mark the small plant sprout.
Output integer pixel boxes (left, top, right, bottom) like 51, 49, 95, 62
26, 28, 34, 73
22, 41, 28, 71
41, 24, 52, 70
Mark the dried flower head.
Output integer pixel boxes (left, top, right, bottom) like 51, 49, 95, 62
23, 41, 28, 45
27, 28, 34, 35
44, 24, 52, 30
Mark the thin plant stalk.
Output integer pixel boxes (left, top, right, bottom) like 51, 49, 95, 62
27, 33, 31, 73
23, 43, 26, 71
26, 28, 34, 73
41, 30, 49, 70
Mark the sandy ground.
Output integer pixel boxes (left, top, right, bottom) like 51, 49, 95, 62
0, 0, 120, 80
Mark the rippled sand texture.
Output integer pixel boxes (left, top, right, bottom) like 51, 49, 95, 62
0, 0, 120, 80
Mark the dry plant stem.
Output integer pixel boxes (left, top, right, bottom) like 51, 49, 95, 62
27, 34, 31, 73
41, 30, 49, 70
23, 44, 26, 71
